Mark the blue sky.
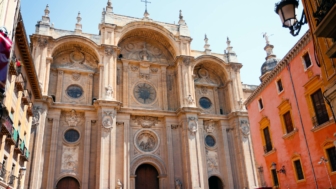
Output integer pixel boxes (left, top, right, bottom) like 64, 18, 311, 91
21, 0, 308, 85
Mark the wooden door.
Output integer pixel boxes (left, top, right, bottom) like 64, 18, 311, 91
56, 177, 80, 189
135, 164, 159, 189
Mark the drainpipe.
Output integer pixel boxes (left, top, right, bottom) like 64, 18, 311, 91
286, 64, 319, 189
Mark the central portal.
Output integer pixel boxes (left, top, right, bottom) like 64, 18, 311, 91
135, 164, 159, 189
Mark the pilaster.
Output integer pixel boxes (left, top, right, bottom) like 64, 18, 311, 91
220, 121, 234, 189
180, 114, 206, 189
176, 56, 196, 108
56, 70, 64, 102
43, 57, 52, 95
161, 66, 168, 110
122, 60, 129, 107
46, 110, 61, 189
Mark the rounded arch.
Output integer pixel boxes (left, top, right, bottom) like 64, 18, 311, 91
208, 175, 224, 189
117, 21, 179, 58
50, 35, 101, 63
131, 155, 167, 176
193, 55, 230, 83
56, 176, 80, 189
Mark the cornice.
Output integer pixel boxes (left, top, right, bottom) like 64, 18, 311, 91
244, 31, 311, 106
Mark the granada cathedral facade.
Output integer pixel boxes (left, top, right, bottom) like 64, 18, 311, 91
25, 1, 258, 189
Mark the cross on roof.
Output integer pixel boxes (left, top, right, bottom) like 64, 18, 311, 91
141, 0, 151, 12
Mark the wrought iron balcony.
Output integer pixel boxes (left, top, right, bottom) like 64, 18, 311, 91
0, 163, 7, 180
313, 0, 336, 26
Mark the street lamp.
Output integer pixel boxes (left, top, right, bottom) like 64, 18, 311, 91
318, 157, 333, 189
275, 0, 307, 36
271, 162, 286, 174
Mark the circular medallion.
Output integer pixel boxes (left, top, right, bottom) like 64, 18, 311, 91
64, 129, 80, 143
66, 85, 83, 98
70, 51, 85, 64
198, 68, 209, 78
205, 135, 216, 147
199, 97, 212, 109
135, 130, 159, 153
133, 83, 156, 104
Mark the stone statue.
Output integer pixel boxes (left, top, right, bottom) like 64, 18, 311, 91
117, 179, 122, 189
105, 85, 113, 99
175, 179, 182, 189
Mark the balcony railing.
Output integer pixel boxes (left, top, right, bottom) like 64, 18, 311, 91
312, 115, 330, 128
313, 0, 336, 25
8, 174, 17, 187
0, 163, 7, 180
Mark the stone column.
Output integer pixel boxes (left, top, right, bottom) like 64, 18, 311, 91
82, 114, 95, 189
220, 122, 234, 189
176, 56, 196, 108
26, 104, 47, 189
43, 57, 52, 95
121, 119, 130, 189
226, 81, 235, 112
161, 66, 168, 110
98, 109, 117, 189
87, 74, 93, 104
99, 65, 104, 99
130, 175, 136, 189
166, 122, 175, 188
55, 71, 64, 102
180, 115, 206, 189
122, 61, 129, 107
38, 42, 48, 91
46, 110, 61, 189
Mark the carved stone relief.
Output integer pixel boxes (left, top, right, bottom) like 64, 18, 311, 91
194, 67, 219, 86
132, 116, 159, 128
102, 111, 115, 132
105, 47, 114, 56
135, 130, 159, 153
188, 117, 198, 135
240, 120, 250, 138
119, 38, 174, 65
186, 95, 194, 105
38, 37, 48, 48
171, 124, 180, 129
72, 72, 81, 81
105, 85, 113, 100
32, 106, 44, 126
204, 120, 215, 133
206, 150, 219, 173
66, 109, 80, 127
70, 51, 85, 64
61, 146, 79, 173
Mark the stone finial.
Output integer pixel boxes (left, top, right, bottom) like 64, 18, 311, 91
204, 34, 211, 55
106, 0, 113, 12
262, 33, 276, 59
76, 12, 82, 24
178, 10, 186, 25
44, 4, 50, 17
263, 32, 270, 45
75, 12, 82, 32
144, 9, 150, 18
224, 37, 238, 63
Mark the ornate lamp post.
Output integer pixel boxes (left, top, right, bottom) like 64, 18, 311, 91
275, 0, 307, 36
318, 157, 333, 189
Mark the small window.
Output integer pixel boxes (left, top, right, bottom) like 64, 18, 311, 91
199, 97, 212, 109
263, 127, 273, 153
303, 53, 312, 69
258, 98, 264, 110
283, 111, 294, 133
277, 79, 283, 93
271, 169, 279, 187
294, 159, 305, 180
205, 135, 216, 147
311, 89, 329, 126
64, 129, 80, 143
66, 85, 83, 98
326, 147, 336, 172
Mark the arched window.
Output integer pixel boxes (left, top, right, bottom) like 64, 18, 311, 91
56, 177, 80, 189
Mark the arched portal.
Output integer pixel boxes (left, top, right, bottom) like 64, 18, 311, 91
135, 164, 159, 189
208, 176, 224, 189
56, 177, 80, 189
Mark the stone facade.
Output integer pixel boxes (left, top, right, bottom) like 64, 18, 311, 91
25, 2, 257, 189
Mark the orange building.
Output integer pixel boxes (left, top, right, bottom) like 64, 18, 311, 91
245, 32, 336, 189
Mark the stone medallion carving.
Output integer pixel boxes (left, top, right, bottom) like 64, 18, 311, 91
105, 85, 113, 100
134, 130, 159, 153
66, 110, 80, 127
70, 51, 85, 64
240, 120, 250, 138
133, 83, 157, 104
133, 116, 159, 128
61, 146, 79, 173
102, 111, 115, 131
188, 117, 198, 135
198, 68, 209, 78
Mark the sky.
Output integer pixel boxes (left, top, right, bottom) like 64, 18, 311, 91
20, 0, 308, 85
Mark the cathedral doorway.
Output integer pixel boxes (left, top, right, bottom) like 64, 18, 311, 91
135, 164, 159, 189
208, 176, 224, 189
56, 177, 80, 189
